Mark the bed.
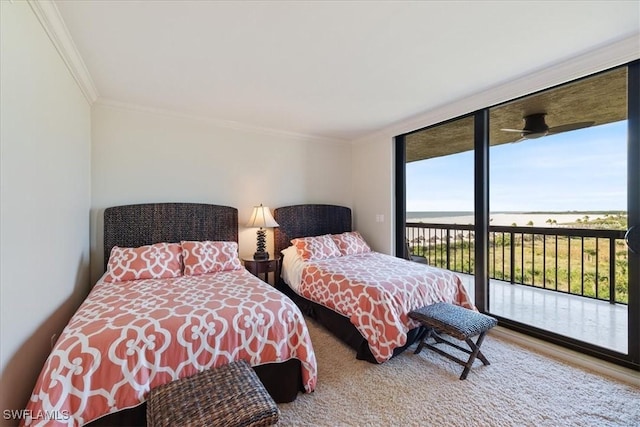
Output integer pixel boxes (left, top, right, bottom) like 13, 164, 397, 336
273, 204, 474, 364
23, 203, 317, 427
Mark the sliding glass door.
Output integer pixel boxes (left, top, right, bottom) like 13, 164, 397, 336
396, 61, 639, 369
402, 116, 475, 278
487, 67, 633, 363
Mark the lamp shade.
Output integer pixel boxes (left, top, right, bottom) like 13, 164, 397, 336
246, 204, 279, 228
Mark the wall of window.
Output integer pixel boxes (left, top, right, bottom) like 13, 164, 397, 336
396, 62, 639, 370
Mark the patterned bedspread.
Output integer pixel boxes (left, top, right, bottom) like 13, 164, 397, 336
23, 269, 317, 427
298, 252, 474, 363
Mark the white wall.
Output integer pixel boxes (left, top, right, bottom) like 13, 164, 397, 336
351, 35, 640, 256
90, 103, 352, 283
0, 1, 92, 423
351, 136, 394, 254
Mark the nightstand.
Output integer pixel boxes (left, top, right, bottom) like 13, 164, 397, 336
243, 257, 281, 285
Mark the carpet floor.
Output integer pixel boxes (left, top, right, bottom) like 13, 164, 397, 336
277, 318, 640, 427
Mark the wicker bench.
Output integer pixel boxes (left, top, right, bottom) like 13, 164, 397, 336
408, 302, 498, 380
147, 360, 279, 427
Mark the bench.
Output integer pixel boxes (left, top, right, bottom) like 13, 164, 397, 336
408, 302, 497, 380
146, 360, 279, 427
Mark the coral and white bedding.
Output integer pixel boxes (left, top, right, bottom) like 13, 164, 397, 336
283, 250, 474, 363
23, 269, 317, 427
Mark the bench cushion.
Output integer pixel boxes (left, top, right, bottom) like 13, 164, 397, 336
147, 360, 279, 427
409, 302, 497, 341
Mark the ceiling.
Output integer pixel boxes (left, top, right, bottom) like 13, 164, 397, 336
406, 67, 629, 162
54, 1, 640, 141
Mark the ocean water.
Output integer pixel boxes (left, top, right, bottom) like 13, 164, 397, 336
406, 211, 623, 226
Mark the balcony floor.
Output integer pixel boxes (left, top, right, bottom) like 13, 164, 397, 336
458, 274, 628, 354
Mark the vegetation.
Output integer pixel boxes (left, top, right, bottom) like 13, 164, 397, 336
408, 213, 629, 304
569, 212, 627, 229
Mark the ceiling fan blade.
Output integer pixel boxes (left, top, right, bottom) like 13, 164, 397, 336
508, 136, 527, 144
547, 121, 595, 134
500, 128, 531, 133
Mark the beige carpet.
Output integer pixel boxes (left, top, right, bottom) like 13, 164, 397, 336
277, 318, 640, 427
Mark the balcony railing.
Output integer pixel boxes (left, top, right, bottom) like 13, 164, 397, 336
406, 222, 628, 304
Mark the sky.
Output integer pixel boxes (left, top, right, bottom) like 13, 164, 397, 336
406, 120, 627, 213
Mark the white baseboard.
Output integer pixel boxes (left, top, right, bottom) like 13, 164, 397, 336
490, 326, 640, 388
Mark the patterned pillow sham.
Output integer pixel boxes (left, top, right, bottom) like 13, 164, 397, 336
331, 231, 372, 256
181, 241, 243, 276
103, 242, 183, 282
291, 234, 342, 261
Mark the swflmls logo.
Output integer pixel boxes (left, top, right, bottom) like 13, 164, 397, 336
3, 409, 71, 421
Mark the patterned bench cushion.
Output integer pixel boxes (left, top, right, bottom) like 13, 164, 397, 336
409, 302, 497, 341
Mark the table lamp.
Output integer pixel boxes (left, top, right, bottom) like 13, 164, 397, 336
246, 204, 279, 260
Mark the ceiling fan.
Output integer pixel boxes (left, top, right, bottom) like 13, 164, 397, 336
501, 113, 595, 142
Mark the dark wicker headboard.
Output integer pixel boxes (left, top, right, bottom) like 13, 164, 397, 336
103, 203, 238, 268
273, 204, 352, 256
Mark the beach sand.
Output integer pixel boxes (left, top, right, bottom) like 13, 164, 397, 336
411, 213, 604, 226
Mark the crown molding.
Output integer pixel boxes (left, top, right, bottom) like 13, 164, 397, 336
95, 98, 347, 144
352, 33, 640, 145
27, 0, 99, 104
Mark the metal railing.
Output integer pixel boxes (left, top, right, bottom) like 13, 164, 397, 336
406, 222, 628, 304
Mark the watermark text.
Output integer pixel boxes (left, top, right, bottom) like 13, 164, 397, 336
3, 409, 71, 421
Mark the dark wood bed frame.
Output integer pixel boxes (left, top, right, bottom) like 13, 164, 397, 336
273, 203, 422, 364
90, 202, 303, 426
